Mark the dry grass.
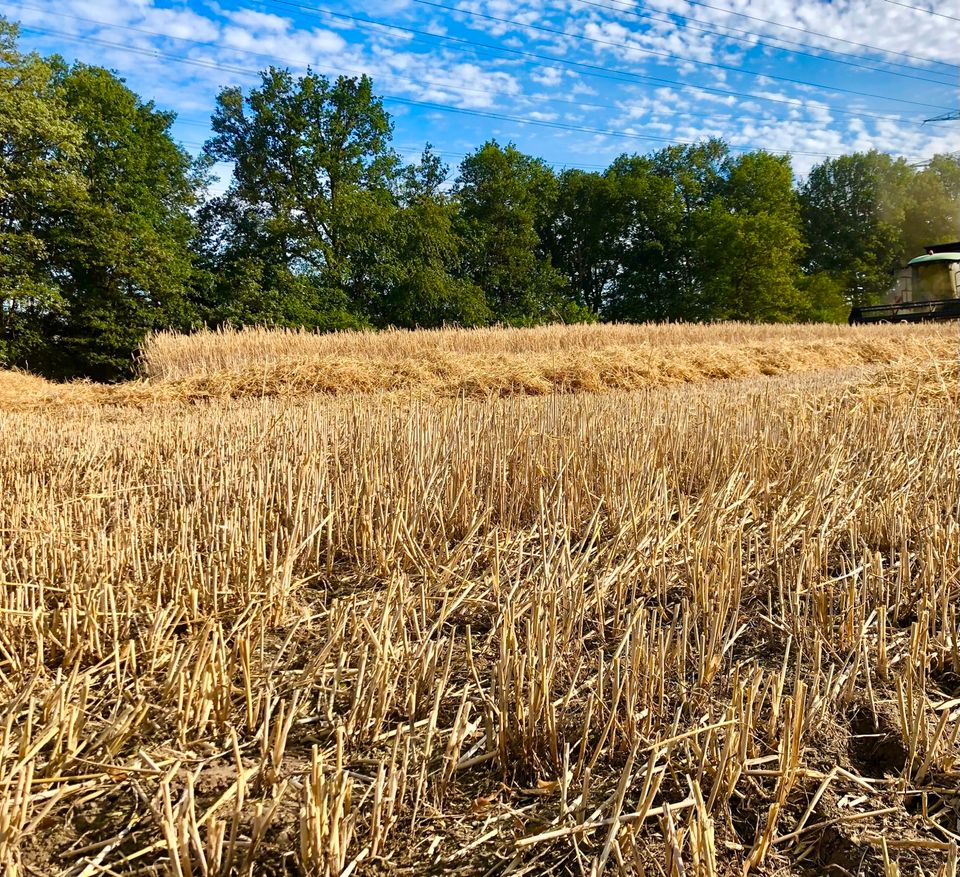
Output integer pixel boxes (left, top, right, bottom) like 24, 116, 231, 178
141, 323, 944, 380
1, 323, 959, 876
0, 369, 68, 410
2, 323, 959, 412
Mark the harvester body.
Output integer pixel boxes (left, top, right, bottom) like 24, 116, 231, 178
849, 241, 960, 324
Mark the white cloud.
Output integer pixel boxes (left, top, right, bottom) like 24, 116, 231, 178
3, 0, 956, 173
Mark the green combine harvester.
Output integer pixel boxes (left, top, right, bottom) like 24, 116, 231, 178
849, 241, 960, 324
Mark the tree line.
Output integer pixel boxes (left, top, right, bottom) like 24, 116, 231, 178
2, 19, 959, 380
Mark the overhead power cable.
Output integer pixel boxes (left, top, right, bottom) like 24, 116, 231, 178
192, 132, 611, 170
19, 25, 851, 159
256, 0, 950, 126
877, 0, 960, 23
15, 5, 889, 134
382, 94, 848, 157
159, 117, 617, 169
632, 0, 959, 69
291, 1, 954, 111
567, 0, 957, 84
21, 11, 945, 133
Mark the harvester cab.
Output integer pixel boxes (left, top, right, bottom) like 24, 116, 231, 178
849, 241, 960, 324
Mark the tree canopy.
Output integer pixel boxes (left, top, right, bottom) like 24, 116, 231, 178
1, 16, 959, 380
1, 20, 201, 379
0, 20, 83, 368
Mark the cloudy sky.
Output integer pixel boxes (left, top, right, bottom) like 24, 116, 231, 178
6, 0, 960, 179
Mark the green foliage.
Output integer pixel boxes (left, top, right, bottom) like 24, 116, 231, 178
378, 148, 491, 329
203, 69, 398, 326
193, 194, 368, 332
697, 152, 805, 322
601, 141, 763, 322
899, 161, 960, 258
652, 139, 730, 211
4, 13, 960, 378
927, 153, 960, 202
455, 141, 577, 325
0, 20, 83, 367
565, 143, 808, 324
43, 63, 201, 379
548, 169, 624, 314
801, 150, 960, 309
603, 152, 691, 321
0, 19, 201, 379
795, 272, 850, 323
800, 152, 911, 307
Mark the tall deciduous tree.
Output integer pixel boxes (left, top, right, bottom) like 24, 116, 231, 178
455, 141, 592, 325
899, 162, 960, 258
697, 151, 805, 322
800, 152, 911, 306
548, 169, 623, 315
1, 19, 201, 379
927, 153, 960, 203
0, 20, 83, 367
377, 147, 490, 328
42, 63, 202, 379
603, 154, 688, 321
203, 69, 398, 327
649, 139, 731, 319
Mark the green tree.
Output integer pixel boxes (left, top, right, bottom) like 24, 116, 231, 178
377, 147, 490, 328
40, 63, 202, 379
0, 20, 200, 379
193, 193, 366, 331
800, 151, 911, 307
899, 162, 960, 257
603, 154, 688, 321
927, 153, 960, 203
650, 140, 731, 318
455, 141, 591, 325
697, 151, 805, 322
652, 139, 729, 211
795, 272, 850, 323
0, 19, 83, 367
203, 69, 398, 326
548, 169, 622, 315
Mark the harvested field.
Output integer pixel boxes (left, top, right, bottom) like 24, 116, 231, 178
1, 324, 959, 876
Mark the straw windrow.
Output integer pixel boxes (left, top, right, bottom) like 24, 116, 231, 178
2, 322, 958, 412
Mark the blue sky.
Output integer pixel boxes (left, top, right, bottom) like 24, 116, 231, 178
6, 0, 960, 184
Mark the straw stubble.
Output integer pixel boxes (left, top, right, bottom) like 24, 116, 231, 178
0, 323, 958, 876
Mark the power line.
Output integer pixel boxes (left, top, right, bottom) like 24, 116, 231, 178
21, 9, 945, 134
20, 25, 850, 159
172, 121, 614, 170
257, 0, 950, 126
389, 145, 613, 171
637, 0, 959, 70
186, 134, 613, 170
568, 0, 958, 85
383, 94, 847, 157
579, 0, 956, 74
15, 8, 914, 138
296, 1, 955, 111
12, 5, 876, 133
13, 6, 608, 114
877, 0, 960, 23
19, 4, 958, 164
